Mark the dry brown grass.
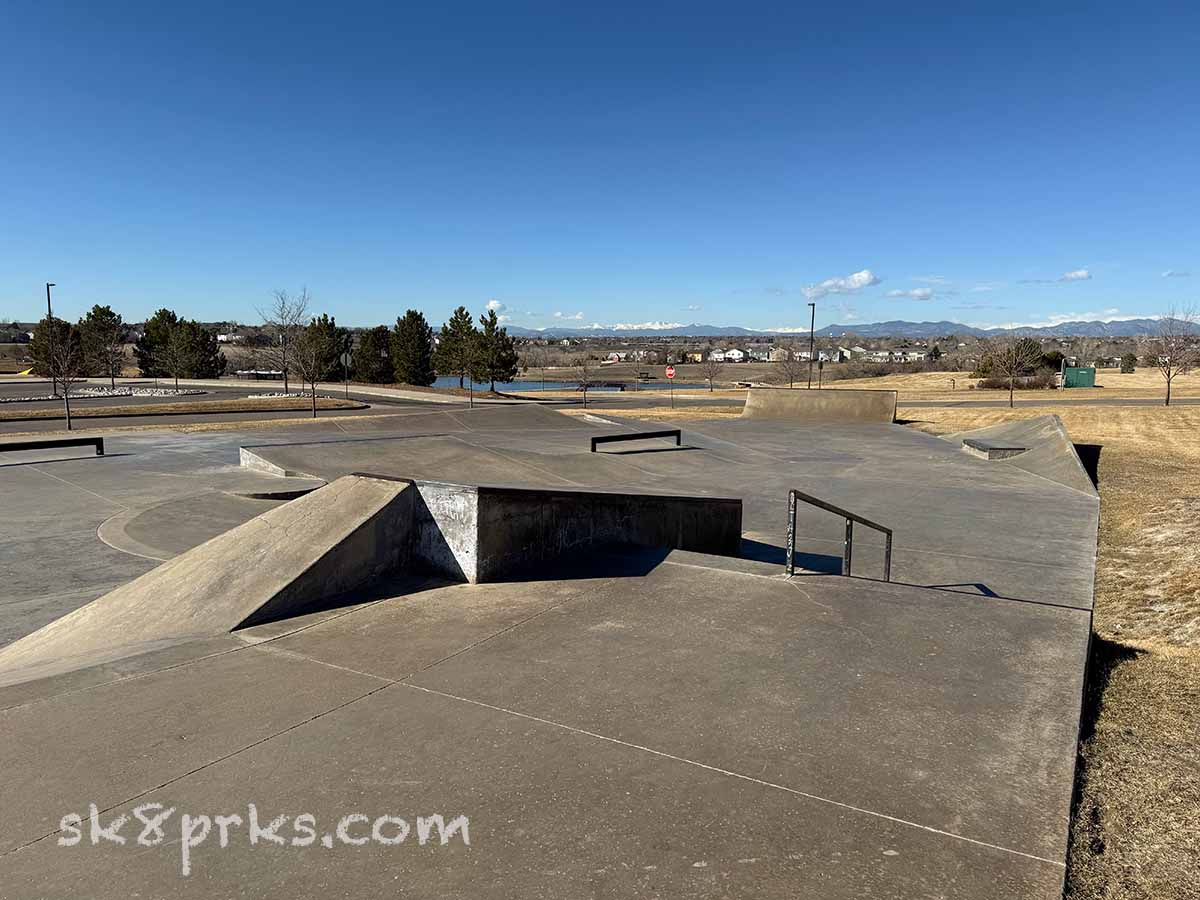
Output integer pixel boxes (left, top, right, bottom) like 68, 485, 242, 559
903, 404, 1199, 899
0, 396, 366, 421
830, 368, 1200, 405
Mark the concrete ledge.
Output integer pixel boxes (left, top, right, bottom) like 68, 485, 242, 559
945, 416, 1098, 496
362, 475, 743, 583
741, 387, 897, 423
961, 438, 1029, 460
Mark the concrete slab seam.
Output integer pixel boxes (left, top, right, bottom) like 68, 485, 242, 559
0, 679, 394, 857
400, 682, 1067, 870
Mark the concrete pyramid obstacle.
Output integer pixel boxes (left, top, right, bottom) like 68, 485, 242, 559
0, 474, 742, 686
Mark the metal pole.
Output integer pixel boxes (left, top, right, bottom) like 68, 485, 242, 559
45, 282, 56, 395
883, 531, 893, 582
843, 518, 853, 576
786, 490, 797, 577
807, 302, 816, 389
344, 360, 349, 399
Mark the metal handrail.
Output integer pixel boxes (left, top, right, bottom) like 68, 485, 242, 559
785, 488, 892, 581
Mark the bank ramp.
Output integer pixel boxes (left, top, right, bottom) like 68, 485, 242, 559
0, 475, 416, 684
741, 387, 897, 422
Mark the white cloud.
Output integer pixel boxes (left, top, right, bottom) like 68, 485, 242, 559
802, 269, 881, 301
553, 311, 584, 320
913, 275, 950, 285
486, 299, 505, 312
970, 282, 1004, 293
1163, 270, 1191, 278
1018, 269, 1092, 285
886, 288, 934, 301
682, 304, 703, 311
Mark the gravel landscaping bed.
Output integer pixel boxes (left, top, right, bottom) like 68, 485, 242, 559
74, 387, 207, 397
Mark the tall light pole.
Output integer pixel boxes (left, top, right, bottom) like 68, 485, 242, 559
806, 301, 816, 389
46, 282, 57, 395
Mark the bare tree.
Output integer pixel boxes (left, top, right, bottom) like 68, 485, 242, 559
290, 318, 336, 418
775, 347, 806, 389
1070, 337, 1101, 368
523, 346, 548, 390
1147, 304, 1199, 406
47, 327, 86, 430
158, 325, 194, 390
95, 318, 126, 388
979, 336, 1044, 408
700, 356, 724, 392
573, 357, 593, 408
256, 288, 310, 393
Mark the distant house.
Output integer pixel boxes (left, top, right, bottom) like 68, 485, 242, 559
768, 347, 789, 361
685, 351, 704, 363
723, 349, 746, 363
216, 333, 244, 343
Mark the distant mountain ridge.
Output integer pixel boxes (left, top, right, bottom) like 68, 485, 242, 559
506, 317, 1178, 339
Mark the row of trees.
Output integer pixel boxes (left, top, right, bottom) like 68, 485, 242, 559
134, 309, 227, 385
976, 305, 1199, 407
30, 305, 129, 389
256, 293, 520, 395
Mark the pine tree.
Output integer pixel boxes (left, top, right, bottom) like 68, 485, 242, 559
434, 306, 476, 388
179, 320, 227, 379
474, 308, 519, 391
29, 315, 74, 381
352, 325, 393, 383
79, 305, 127, 386
134, 309, 180, 377
305, 314, 351, 381
391, 309, 436, 386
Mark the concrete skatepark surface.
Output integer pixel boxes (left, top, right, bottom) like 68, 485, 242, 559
0, 398, 1099, 898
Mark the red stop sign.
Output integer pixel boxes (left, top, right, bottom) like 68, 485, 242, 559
665, 366, 676, 379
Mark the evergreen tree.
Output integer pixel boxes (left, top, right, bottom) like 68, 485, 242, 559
352, 325, 393, 383
29, 315, 75, 382
391, 309, 436, 386
79, 304, 127, 386
473, 308, 519, 391
178, 320, 227, 379
305, 314, 351, 381
134, 308, 180, 377
433, 305, 476, 388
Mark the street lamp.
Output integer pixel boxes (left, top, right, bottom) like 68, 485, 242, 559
45, 283, 57, 395
806, 302, 816, 389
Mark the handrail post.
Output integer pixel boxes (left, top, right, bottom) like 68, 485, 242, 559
843, 518, 853, 576
786, 490, 797, 577
884, 532, 892, 582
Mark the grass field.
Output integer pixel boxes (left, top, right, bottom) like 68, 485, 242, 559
596, 397, 1198, 899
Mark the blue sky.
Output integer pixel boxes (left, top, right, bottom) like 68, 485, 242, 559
2, 1, 1197, 331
